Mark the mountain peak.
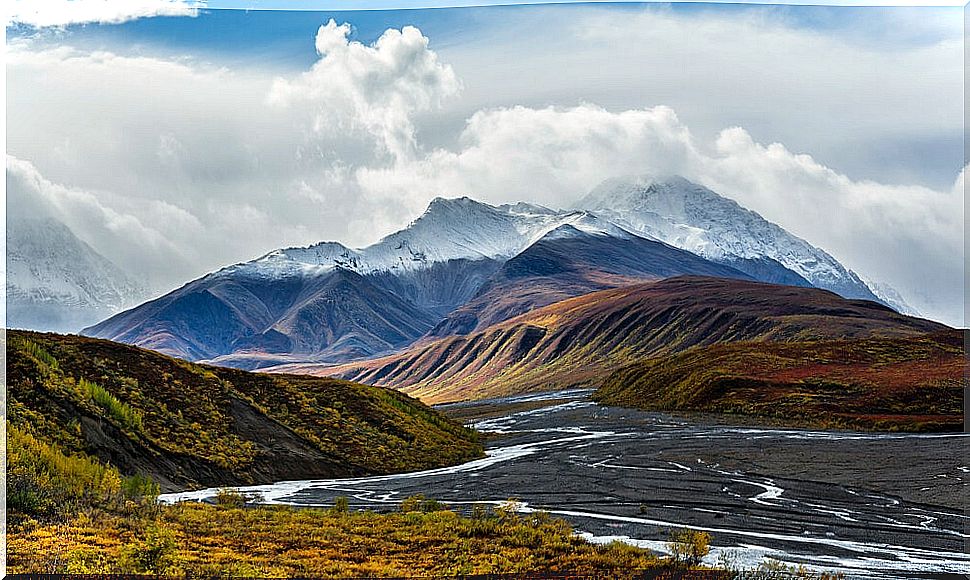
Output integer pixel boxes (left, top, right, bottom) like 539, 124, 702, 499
578, 175, 725, 217
424, 195, 484, 213
498, 201, 559, 215
575, 175, 882, 303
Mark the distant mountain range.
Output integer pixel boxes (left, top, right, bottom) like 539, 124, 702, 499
7, 217, 148, 333
82, 175, 919, 373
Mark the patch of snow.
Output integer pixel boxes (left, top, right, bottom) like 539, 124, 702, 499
575, 175, 879, 300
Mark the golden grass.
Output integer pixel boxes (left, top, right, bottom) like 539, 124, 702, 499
9, 501, 664, 577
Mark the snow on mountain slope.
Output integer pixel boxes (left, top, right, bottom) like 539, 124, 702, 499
235, 197, 632, 280
576, 175, 884, 303
7, 218, 148, 332
82, 182, 921, 367
864, 279, 921, 317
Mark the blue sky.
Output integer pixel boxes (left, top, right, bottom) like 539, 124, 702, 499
10, 4, 963, 69
11, 3, 962, 186
6, 2, 965, 324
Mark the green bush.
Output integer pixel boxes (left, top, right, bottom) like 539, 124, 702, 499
331, 496, 349, 513
78, 378, 143, 433
20, 338, 59, 370
120, 523, 179, 574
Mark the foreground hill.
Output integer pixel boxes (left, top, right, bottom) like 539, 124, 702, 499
7, 330, 482, 491
593, 331, 963, 432
290, 277, 944, 403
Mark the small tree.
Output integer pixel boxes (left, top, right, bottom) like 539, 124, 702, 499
496, 498, 523, 523
668, 528, 711, 567
331, 495, 349, 513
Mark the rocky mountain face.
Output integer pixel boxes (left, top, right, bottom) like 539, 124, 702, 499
7, 217, 148, 333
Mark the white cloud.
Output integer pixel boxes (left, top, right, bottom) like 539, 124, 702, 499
5, 13, 964, 326
6, 155, 194, 286
359, 103, 964, 325
358, 104, 696, 209
7, 0, 202, 28
269, 19, 460, 162
439, 5, 962, 190
5, 24, 461, 289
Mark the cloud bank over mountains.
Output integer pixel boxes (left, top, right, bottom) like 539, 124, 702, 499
6, 11, 964, 325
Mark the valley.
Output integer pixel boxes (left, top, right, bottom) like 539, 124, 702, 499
164, 389, 970, 580
10, 176, 963, 578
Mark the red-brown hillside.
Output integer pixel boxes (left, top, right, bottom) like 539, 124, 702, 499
274, 276, 947, 404
594, 331, 964, 431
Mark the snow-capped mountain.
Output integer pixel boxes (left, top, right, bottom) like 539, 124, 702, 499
84, 179, 920, 368
238, 197, 623, 279
576, 175, 884, 303
82, 199, 651, 366
7, 217, 148, 332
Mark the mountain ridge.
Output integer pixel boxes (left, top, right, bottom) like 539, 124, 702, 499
279, 276, 945, 404
575, 175, 888, 305
82, 176, 922, 368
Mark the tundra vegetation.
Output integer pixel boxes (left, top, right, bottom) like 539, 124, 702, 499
7, 331, 844, 577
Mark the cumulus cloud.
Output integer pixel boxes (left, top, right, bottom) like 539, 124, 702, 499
7, 0, 201, 28
358, 104, 697, 208
269, 20, 460, 162
442, 5, 962, 190
6, 24, 461, 289
5, 12, 964, 325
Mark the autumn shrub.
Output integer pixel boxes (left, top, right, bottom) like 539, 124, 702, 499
6, 424, 123, 519
717, 553, 846, 579
668, 528, 711, 567
213, 488, 248, 508
399, 493, 445, 513
119, 523, 179, 574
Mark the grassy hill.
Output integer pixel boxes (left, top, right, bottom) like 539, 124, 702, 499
5, 331, 686, 578
299, 277, 948, 404
6, 330, 483, 493
593, 331, 964, 432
